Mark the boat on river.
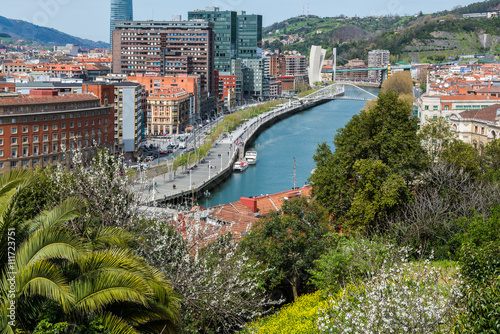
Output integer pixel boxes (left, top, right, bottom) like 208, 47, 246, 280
233, 161, 249, 172
245, 150, 258, 165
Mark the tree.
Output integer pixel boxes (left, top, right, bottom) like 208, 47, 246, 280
240, 197, 330, 301
441, 140, 481, 177
482, 138, 500, 181
134, 218, 276, 334
310, 91, 427, 231
0, 170, 180, 334
381, 71, 413, 96
419, 116, 456, 161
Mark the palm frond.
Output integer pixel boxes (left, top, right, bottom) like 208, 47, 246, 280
86, 226, 134, 249
72, 271, 152, 313
97, 312, 141, 334
16, 259, 74, 312
15, 227, 87, 266
28, 197, 85, 233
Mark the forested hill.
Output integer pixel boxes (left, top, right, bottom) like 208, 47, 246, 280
263, 0, 500, 63
0, 15, 108, 49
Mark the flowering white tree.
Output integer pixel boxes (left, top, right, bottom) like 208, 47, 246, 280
317, 250, 462, 334
45, 148, 137, 229
135, 217, 280, 334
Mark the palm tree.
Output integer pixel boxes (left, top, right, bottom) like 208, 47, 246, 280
0, 171, 180, 334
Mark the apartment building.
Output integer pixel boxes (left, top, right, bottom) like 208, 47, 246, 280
188, 7, 237, 73
367, 50, 390, 82
450, 104, 500, 148
112, 20, 215, 94
419, 94, 500, 124
147, 87, 190, 135
0, 89, 115, 171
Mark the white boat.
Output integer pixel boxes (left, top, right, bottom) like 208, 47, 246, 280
245, 150, 258, 165
233, 161, 249, 172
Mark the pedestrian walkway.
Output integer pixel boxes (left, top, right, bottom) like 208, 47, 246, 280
134, 90, 342, 205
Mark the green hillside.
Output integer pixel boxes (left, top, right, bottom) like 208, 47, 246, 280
263, 0, 500, 63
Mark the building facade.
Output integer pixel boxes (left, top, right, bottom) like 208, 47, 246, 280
0, 89, 115, 172
112, 20, 215, 94
110, 0, 133, 48
367, 50, 390, 82
147, 87, 190, 135
188, 7, 237, 74
237, 13, 262, 59
450, 104, 500, 149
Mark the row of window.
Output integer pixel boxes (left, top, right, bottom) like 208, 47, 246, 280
0, 149, 100, 169
2, 137, 108, 158
0, 109, 110, 124
3, 128, 108, 145
0, 119, 109, 135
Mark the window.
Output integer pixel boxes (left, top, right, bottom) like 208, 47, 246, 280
33, 125, 39, 132
62, 123, 66, 129
0, 139, 2, 146
0, 128, 3, 135
433, 106, 438, 111
43, 145, 48, 154
424, 106, 429, 110
22, 137, 28, 143
444, 105, 449, 111
11, 127, 17, 134
33, 135, 39, 142
92, 120, 95, 125
33, 146, 39, 155
62, 133, 66, 139
43, 124, 49, 131
52, 124, 58, 130
43, 134, 48, 141
11, 148, 17, 158
22, 126, 28, 133
22, 147, 28, 157
70, 122, 74, 128
11, 138, 17, 144
52, 144, 57, 153
52, 134, 58, 140
70, 131, 74, 138
85, 120, 89, 126
78, 121, 82, 127
0, 150, 3, 157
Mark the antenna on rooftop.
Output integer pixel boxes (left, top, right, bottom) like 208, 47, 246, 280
307, 2, 310, 16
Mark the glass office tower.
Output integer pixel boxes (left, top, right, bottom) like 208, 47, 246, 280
188, 8, 237, 74
110, 0, 133, 48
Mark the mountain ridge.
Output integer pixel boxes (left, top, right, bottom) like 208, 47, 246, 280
0, 15, 109, 49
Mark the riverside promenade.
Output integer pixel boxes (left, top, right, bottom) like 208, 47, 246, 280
135, 86, 344, 207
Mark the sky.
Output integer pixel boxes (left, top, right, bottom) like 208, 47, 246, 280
1, 0, 484, 43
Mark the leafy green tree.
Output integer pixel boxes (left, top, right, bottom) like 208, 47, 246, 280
481, 138, 500, 181
240, 197, 330, 301
310, 91, 427, 231
0, 171, 180, 334
310, 234, 399, 294
441, 140, 481, 177
419, 116, 456, 161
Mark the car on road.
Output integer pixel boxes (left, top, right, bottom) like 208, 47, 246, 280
159, 148, 173, 155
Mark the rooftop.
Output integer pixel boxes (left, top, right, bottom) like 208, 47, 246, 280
0, 93, 99, 107
457, 103, 500, 123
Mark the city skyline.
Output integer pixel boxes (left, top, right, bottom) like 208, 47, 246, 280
1, 0, 482, 43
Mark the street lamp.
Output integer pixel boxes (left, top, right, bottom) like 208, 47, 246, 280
189, 169, 192, 189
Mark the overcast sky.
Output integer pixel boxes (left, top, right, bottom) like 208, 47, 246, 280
1, 0, 483, 43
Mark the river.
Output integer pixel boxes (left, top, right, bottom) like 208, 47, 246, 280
203, 87, 380, 208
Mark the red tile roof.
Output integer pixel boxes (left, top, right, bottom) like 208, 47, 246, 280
458, 104, 500, 123
0, 94, 99, 107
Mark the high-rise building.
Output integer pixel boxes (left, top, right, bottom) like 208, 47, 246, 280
188, 7, 238, 74
367, 50, 390, 82
110, 0, 133, 49
112, 20, 215, 94
237, 12, 262, 59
